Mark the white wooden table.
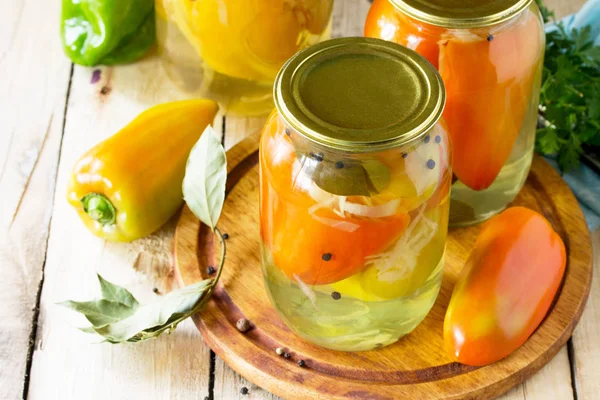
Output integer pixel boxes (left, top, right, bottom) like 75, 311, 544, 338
1, 1, 597, 399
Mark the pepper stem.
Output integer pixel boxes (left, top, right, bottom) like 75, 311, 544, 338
81, 193, 117, 225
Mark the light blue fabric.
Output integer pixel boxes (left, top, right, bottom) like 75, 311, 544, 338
543, 0, 600, 231
545, 0, 600, 45
544, 158, 600, 230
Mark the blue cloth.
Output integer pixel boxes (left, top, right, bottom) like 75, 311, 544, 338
543, 0, 600, 231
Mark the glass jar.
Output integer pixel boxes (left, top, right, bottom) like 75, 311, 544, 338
259, 38, 451, 351
365, 0, 545, 226
156, 0, 334, 116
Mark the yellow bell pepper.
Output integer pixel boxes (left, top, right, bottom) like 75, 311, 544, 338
67, 99, 219, 242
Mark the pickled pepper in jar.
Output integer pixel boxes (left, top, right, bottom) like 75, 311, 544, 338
259, 38, 451, 351
365, 0, 545, 225
156, 0, 334, 116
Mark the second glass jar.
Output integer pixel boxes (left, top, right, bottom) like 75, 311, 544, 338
365, 0, 545, 225
156, 0, 334, 116
260, 38, 451, 351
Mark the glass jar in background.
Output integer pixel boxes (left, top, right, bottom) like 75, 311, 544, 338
365, 0, 545, 226
156, 0, 334, 116
259, 38, 451, 351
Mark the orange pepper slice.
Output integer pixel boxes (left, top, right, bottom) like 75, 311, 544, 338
439, 11, 542, 190
366, 2, 543, 191
260, 113, 410, 285
364, 0, 443, 68
264, 195, 410, 285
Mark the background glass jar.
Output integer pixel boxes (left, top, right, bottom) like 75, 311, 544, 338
156, 0, 333, 116
365, 0, 545, 226
259, 38, 451, 351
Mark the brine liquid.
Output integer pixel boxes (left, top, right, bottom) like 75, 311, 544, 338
449, 83, 539, 226
262, 247, 444, 352
156, 16, 331, 116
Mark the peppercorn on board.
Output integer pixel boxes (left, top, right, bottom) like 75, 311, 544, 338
2, 1, 598, 400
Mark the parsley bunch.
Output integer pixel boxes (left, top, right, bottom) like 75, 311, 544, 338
535, 2, 600, 171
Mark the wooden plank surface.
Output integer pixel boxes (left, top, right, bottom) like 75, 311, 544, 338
0, 0, 594, 399
25, 55, 213, 399
0, 1, 72, 399
571, 230, 600, 400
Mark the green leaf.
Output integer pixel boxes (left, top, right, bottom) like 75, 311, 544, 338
534, 0, 554, 23
92, 280, 212, 343
63, 277, 215, 343
583, 47, 600, 67
537, 19, 600, 171
79, 326, 100, 334
313, 160, 371, 196
97, 274, 139, 310
363, 160, 391, 194
311, 156, 390, 197
573, 26, 592, 53
183, 126, 227, 230
536, 127, 561, 155
59, 299, 137, 328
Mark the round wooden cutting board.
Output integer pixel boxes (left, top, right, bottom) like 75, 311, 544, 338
174, 133, 593, 400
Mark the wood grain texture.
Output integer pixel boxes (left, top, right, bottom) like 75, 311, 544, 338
210, 0, 590, 399
7, 0, 593, 399
0, 1, 72, 398
26, 57, 213, 399
175, 134, 592, 399
571, 229, 600, 400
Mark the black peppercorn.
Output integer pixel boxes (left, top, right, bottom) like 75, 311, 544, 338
424, 135, 430, 143
335, 161, 344, 169
402, 153, 408, 159
240, 387, 249, 395
310, 152, 324, 162
284, 352, 291, 359
322, 253, 332, 261
427, 159, 436, 170
331, 291, 341, 300
207, 266, 216, 275
298, 360, 306, 367
222, 232, 229, 240
152, 287, 159, 294
487, 34, 494, 41
236, 318, 251, 333
435, 135, 441, 144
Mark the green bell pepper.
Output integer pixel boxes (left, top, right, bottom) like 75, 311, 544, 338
61, 0, 155, 66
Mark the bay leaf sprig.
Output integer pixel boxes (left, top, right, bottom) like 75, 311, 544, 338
60, 126, 228, 343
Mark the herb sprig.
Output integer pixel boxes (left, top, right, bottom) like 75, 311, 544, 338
535, 0, 600, 171
61, 126, 228, 343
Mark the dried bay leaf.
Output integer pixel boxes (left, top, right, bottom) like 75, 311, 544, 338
183, 125, 227, 230
93, 280, 212, 343
60, 299, 137, 328
98, 274, 139, 309
310, 156, 391, 197
363, 159, 391, 194
313, 161, 371, 196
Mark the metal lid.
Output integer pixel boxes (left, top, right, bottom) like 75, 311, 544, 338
273, 37, 445, 153
390, 0, 533, 28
